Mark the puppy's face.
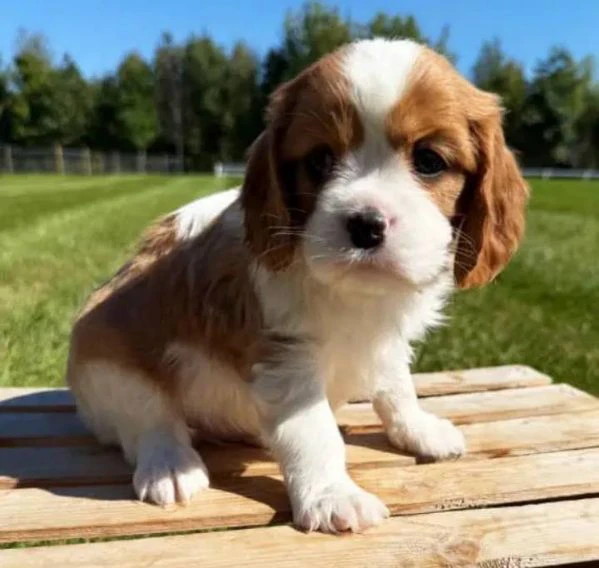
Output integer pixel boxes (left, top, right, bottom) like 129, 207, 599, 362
242, 39, 528, 293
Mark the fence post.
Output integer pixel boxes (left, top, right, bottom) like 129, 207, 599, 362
137, 149, 146, 173
82, 147, 92, 175
112, 151, 120, 174
3, 145, 13, 173
54, 144, 65, 174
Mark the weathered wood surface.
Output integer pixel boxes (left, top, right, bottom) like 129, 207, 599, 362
1, 366, 598, 567
1, 448, 598, 543
3, 409, 599, 489
338, 384, 597, 431
3, 498, 598, 568
2, 384, 594, 447
0, 388, 74, 412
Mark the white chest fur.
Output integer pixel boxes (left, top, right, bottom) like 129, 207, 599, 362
252, 264, 451, 410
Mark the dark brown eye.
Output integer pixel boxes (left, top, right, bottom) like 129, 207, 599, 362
304, 145, 335, 185
413, 147, 447, 177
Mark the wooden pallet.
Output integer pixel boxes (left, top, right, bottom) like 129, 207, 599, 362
1, 365, 598, 566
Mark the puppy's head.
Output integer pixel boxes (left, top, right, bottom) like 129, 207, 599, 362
241, 39, 528, 293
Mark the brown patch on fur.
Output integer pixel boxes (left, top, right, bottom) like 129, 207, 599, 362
242, 49, 363, 271
69, 203, 264, 396
387, 47, 528, 287
387, 50, 478, 173
386, 49, 479, 221
421, 171, 468, 219
80, 214, 180, 316
454, 118, 529, 288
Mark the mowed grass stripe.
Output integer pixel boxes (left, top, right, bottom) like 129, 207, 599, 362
0, 176, 233, 279
0, 177, 183, 238
529, 178, 599, 218
0, 176, 237, 387
0, 177, 173, 233
0, 177, 187, 296
0, 175, 151, 196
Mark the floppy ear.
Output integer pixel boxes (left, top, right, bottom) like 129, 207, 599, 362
454, 95, 529, 289
240, 81, 300, 271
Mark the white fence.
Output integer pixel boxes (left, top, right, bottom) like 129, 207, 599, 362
1, 145, 182, 174
213, 161, 246, 177
521, 168, 599, 180
213, 162, 599, 180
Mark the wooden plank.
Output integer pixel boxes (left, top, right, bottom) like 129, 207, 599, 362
0, 388, 73, 412
0, 365, 552, 413
0, 412, 90, 446
3, 409, 599, 489
339, 384, 598, 431
412, 364, 552, 397
1, 448, 598, 543
2, 384, 595, 448
0, 446, 132, 488
3, 498, 598, 567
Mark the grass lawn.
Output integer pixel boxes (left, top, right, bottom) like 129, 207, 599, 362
1, 174, 598, 394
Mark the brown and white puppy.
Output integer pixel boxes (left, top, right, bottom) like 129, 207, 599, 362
67, 38, 528, 534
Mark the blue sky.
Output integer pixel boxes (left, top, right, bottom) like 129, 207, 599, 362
0, 0, 597, 79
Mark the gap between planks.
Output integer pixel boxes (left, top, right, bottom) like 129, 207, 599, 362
0, 365, 551, 413
2, 498, 598, 568
1, 448, 598, 544
1, 384, 594, 448
2, 408, 599, 489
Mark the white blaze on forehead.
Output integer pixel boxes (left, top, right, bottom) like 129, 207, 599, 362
342, 39, 422, 130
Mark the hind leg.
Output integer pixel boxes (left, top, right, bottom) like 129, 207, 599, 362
68, 361, 209, 505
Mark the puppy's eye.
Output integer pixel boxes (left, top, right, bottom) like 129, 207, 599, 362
413, 147, 447, 177
304, 145, 335, 185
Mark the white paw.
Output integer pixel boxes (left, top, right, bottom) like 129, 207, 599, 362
293, 481, 389, 534
133, 441, 209, 506
387, 411, 466, 461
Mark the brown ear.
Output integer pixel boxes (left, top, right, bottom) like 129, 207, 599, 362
454, 99, 529, 289
240, 81, 300, 271
241, 131, 293, 270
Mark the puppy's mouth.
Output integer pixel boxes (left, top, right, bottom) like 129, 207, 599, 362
308, 246, 452, 290
310, 250, 408, 284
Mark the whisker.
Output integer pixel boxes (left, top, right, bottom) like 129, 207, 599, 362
271, 232, 327, 245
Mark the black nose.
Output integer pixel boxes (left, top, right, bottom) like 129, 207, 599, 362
346, 208, 387, 250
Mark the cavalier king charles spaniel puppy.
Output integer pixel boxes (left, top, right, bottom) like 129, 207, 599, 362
67, 38, 528, 534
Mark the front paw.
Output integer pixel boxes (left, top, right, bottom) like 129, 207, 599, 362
133, 443, 210, 506
292, 480, 389, 534
387, 411, 466, 461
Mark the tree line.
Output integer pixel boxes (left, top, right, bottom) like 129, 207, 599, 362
1, 2, 598, 170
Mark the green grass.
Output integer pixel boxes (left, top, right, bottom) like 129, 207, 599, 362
1, 175, 598, 394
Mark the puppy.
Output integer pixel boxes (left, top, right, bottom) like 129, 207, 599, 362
67, 38, 528, 534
